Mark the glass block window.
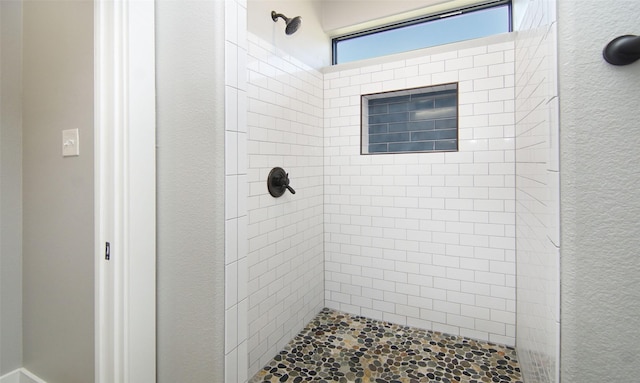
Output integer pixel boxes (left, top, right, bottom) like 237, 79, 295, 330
362, 83, 458, 154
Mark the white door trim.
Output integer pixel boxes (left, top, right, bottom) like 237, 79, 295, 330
94, 1, 156, 382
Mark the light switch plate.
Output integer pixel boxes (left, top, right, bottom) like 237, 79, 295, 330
62, 129, 79, 157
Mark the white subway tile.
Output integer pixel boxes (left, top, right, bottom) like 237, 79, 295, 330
458, 45, 488, 57
474, 76, 505, 91
447, 290, 475, 305
476, 319, 505, 335
488, 87, 513, 101
460, 328, 489, 341
419, 61, 445, 75
433, 300, 461, 315
225, 42, 238, 87
491, 309, 516, 324
475, 296, 506, 313
474, 52, 504, 66
384, 312, 408, 326
225, 347, 238, 383
490, 285, 515, 300
225, 304, 239, 351
407, 317, 433, 330
408, 295, 433, 310
372, 299, 395, 313
445, 56, 474, 71
383, 78, 408, 91
420, 308, 447, 323
394, 66, 419, 79
461, 304, 490, 320
226, 219, 238, 265
446, 313, 475, 329
459, 90, 489, 105
226, 175, 239, 219
446, 267, 475, 282
420, 286, 447, 301
382, 60, 405, 70
431, 50, 458, 62
226, 262, 238, 309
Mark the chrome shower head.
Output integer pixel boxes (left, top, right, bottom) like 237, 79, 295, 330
271, 11, 302, 35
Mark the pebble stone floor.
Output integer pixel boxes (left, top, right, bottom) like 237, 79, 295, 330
250, 308, 523, 383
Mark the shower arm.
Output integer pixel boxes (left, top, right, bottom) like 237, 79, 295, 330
271, 11, 286, 22
603, 35, 640, 65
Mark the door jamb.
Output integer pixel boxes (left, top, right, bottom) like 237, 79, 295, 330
94, 1, 156, 382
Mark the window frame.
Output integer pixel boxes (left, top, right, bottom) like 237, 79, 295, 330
332, 0, 513, 65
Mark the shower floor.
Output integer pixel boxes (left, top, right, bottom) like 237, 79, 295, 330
250, 308, 522, 383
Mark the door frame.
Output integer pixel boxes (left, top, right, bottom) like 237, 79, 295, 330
94, 1, 156, 382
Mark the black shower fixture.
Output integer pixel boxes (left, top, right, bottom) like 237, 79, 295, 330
271, 11, 302, 35
603, 35, 640, 65
267, 167, 296, 198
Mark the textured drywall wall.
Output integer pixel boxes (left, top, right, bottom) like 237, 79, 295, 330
0, 0, 23, 375
558, 1, 640, 382
513, 0, 559, 382
21, 1, 94, 382
156, 0, 226, 381
321, 0, 439, 32
248, 0, 330, 68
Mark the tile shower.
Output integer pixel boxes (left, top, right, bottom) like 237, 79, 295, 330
225, 0, 560, 382
323, 35, 517, 347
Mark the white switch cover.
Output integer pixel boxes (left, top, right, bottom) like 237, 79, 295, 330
62, 129, 79, 157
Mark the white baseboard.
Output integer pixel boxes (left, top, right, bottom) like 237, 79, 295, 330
0, 369, 46, 383
0, 369, 18, 383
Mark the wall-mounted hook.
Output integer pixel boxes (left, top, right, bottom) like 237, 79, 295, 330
603, 35, 640, 65
267, 167, 296, 198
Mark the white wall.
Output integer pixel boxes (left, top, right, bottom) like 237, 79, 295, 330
155, 0, 226, 381
512, 0, 559, 382
245, 32, 326, 377
321, 0, 480, 35
558, 1, 640, 381
248, 0, 330, 68
0, 0, 23, 375
21, 1, 94, 381
323, 34, 517, 345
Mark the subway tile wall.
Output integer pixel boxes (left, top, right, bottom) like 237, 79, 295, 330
323, 34, 517, 345
514, 0, 560, 382
225, 1, 249, 382
245, 33, 325, 378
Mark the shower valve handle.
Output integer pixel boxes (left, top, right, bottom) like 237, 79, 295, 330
267, 167, 296, 197
276, 173, 296, 194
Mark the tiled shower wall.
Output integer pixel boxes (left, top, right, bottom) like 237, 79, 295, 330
224, 0, 249, 382
323, 34, 517, 346
245, 33, 325, 377
514, 0, 560, 382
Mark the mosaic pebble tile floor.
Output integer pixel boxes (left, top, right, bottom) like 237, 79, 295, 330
250, 308, 523, 383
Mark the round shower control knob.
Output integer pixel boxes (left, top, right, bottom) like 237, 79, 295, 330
267, 167, 296, 198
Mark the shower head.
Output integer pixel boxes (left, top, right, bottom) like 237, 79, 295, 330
271, 11, 302, 35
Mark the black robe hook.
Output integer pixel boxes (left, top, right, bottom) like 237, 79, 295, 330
603, 35, 640, 66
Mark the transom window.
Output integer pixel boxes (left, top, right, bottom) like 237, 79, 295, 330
333, 1, 512, 65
